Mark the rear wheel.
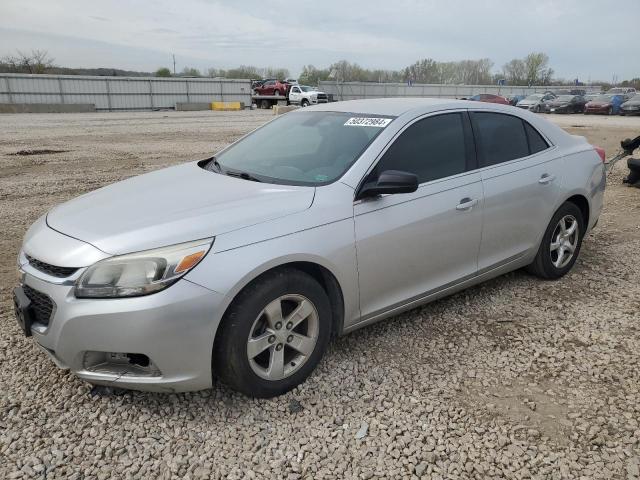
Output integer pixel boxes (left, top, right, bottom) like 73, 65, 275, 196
213, 268, 332, 398
526, 202, 585, 279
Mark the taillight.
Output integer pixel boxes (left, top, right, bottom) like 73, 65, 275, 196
594, 146, 606, 163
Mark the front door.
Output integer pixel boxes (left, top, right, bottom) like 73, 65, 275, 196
354, 112, 483, 320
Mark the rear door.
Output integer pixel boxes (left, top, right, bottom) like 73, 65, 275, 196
470, 111, 563, 271
354, 111, 484, 319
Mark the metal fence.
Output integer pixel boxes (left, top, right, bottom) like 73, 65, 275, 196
0, 74, 252, 110
319, 81, 602, 101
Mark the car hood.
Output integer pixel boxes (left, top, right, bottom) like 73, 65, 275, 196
517, 100, 538, 105
587, 102, 609, 107
47, 161, 315, 255
548, 100, 569, 106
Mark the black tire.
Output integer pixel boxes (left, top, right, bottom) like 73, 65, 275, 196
301, 99, 309, 107
260, 99, 270, 109
526, 202, 585, 280
213, 268, 332, 398
607, 106, 613, 115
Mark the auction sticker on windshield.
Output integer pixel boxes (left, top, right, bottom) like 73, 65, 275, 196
344, 117, 392, 128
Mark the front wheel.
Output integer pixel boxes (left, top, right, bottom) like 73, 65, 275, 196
526, 202, 585, 279
301, 99, 310, 107
213, 268, 332, 397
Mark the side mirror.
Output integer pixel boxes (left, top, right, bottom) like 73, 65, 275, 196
357, 170, 419, 200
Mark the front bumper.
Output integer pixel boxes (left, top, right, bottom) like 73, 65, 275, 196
585, 106, 610, 114
17, 260, 225, 392
545, 105, 571, 113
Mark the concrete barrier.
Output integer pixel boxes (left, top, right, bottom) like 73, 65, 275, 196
175, 102, 211, 111
211, 101, 244, 111
0, 103, 96, 113
273, 105, 299, 115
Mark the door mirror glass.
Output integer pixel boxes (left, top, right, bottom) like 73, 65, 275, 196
357, 170, 418, 199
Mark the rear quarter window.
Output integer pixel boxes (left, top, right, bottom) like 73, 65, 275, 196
524, 122, 549, 154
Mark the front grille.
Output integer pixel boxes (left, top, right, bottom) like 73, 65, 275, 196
317, 94, 328, 100
23, 285, 54, 326
26, 254, 79, 278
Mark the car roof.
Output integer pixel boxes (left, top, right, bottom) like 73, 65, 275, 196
308, 97, 482, 116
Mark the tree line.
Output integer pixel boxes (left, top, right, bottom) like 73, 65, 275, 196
2, 49, 638, 91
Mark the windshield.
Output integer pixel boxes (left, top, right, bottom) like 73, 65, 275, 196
608, 88, 623, 93
524, 94, 543, 101
593, 95, 612, 102
215, 111, 393, 185
300, 86, 313, 92
556, 95, 574, 101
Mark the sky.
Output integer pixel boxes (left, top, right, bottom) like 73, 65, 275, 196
0, 0, 636, 82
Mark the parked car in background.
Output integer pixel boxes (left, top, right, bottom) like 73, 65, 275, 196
584, 92, 602, 102
252, 78, 274, 90
508, 94, 527, 106
584, 94, 625, 115
620, 96, 640, 115
606, 87, 636, 100
288, 85, 329, 107
14, 98, 605, 397
468, 94, 510, 105
555, 89, 587, 96
516, 93, 557, 112
254, 79, 290, 96
543, 95, 587, 114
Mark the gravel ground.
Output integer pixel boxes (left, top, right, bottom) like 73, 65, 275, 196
1, 110, 639, 479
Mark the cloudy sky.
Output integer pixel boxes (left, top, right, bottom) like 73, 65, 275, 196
0, 0, 636, 81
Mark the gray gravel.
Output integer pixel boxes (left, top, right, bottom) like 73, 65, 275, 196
1, 110, 639, 479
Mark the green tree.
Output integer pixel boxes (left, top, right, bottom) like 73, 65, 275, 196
299, 65, 331, 85
180, 66, 201, 77
155, 67, 171, 77
1, 49, 55, 74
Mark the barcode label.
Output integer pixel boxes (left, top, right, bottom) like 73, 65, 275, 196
344, 117, 392, 128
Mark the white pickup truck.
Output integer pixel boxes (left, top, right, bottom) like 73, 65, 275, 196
287, 85, 329, 107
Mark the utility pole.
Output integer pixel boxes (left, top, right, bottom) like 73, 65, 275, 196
172, 54, 176, 76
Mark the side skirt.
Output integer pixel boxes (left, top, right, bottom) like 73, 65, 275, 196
342, 253, 531, 335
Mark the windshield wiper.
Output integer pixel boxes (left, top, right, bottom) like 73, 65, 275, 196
225, 169, 262, 182
205, 157, 225, 173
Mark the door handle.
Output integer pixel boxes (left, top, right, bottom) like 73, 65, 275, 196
456, 198, 478, 211
539, 174, 556, 184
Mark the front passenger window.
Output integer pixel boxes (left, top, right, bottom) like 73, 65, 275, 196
372, 113, 469, 184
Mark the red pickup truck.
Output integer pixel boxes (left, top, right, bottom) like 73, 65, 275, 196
253, 79, 291, 97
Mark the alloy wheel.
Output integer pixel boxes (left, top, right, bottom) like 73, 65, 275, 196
550, 215, 579, 269
247, 294, 319, 381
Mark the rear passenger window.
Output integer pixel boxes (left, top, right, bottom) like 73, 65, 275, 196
524, 122, 549, 154
472, 112, 529, 166
373, 113, 469, 184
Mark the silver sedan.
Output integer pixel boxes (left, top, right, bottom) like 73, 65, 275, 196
14, 98, 606, 397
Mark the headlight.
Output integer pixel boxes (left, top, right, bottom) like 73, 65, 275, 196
75, 238, 213, 298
